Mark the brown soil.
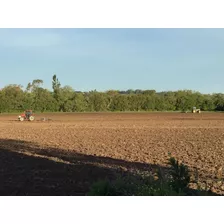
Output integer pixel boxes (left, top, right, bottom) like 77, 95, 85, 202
0, 112, 224, 195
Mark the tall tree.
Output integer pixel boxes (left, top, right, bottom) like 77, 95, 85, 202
52, 74, 62, 110
26, 79, 43, 92
0, 85, 25, 112
60, 86, 76, 112
52, 74, 61, 96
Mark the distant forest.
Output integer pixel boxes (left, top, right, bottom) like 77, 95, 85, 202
0, 75, 223, 113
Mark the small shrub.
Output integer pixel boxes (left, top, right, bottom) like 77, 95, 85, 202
87, 179, 117, 196
169, 157, 190, 193
87, 157, 213, 196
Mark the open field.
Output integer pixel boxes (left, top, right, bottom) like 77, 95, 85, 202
0, 112, 224, 195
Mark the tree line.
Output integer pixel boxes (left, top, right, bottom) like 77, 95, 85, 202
0, 75, 224, 113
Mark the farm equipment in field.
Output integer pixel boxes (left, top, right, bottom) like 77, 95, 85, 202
192, 107, 201, 113
18, 110, 35, 121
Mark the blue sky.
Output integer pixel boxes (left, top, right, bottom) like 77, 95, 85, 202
0, 28, 224, 93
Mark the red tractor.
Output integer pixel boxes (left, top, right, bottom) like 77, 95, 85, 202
18, 110, 35, 121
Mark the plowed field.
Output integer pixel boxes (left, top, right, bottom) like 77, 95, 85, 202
0, 112, 224, 195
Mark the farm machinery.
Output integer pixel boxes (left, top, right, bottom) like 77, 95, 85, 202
18, 110, 35, 121
192, 107, 201, 113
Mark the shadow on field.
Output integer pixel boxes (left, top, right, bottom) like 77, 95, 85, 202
0, 138, 220, 196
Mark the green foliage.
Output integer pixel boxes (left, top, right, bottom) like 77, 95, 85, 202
169, 157, 190, 193
87, 180, 117, 196
0, 76, 224, 113
0, 85, 25, 112
59, 86, 76, 112
73, 93, 88, 112
87, 175, 143, 196
87, 90, 108, 112
26, 79, 44, 93
52, 74, 61, 94
213, 94, 224, 111
52, 74, 62, 109
32, 88, 58, 112
110, 94, 129, 111
87, 157, 215, 196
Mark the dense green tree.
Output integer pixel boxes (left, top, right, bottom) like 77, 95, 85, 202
163, 92, 177, 111
52, 74, 61, 104
110, 94, 129, 111
87, 90, 108, 112
175, 90, 196, 111
73, 93, 88, 112
1, 77, 224, 113
142, 90, 156, 95
26, 79, 44, 92
22, 92, 33, 110
32, 87, 58, 112
59, 86, 76, 112
106, 90, 119, 110
52, 75, 61, 95
0, 90, 7, 112
212, 94, 224, 111
201, 94, 215, 111
128, 94, 145, 111
141, 95, 156, 111
0, 85, 25, 112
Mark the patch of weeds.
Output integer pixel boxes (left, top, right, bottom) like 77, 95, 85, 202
87, 157, 215, 196
87, 179, 117, 196
168, 157, 190, 193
